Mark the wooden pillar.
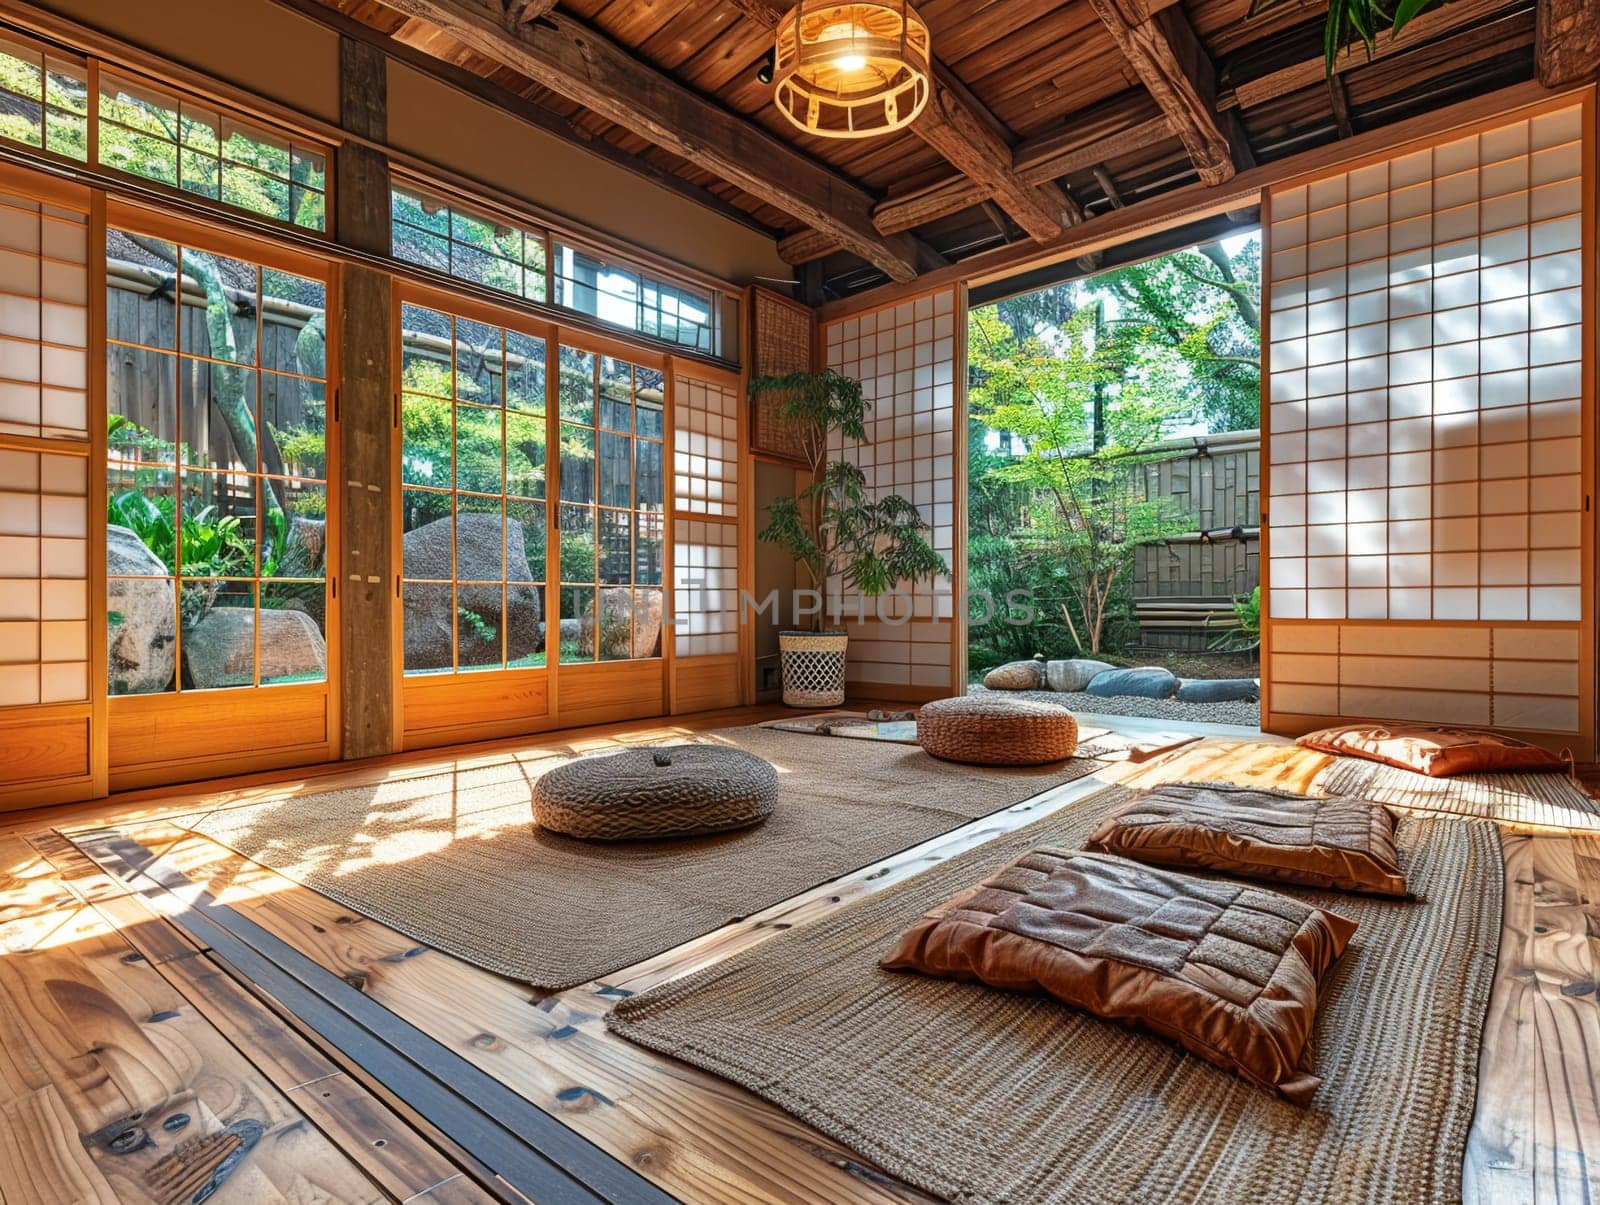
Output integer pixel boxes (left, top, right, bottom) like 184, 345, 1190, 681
336, 36, 396, 759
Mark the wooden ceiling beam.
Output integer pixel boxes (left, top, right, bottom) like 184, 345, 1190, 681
1085, 0, 1233, 186
1224, 0, 1521, 110
1537, 0, 1600, 86
506, 0, 557, 23
777, 95, 1174, 264
377, 0, 936, 281
727, 0, 1078, 242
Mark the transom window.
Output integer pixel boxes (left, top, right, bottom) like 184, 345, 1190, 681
392, 183, 548, 305
98, 74, 327, 231
0, 34, 88, 161
399, 303, 549, 675
557, 345, 665, 661
104, 228, 330, 693
554, 240, 716, 354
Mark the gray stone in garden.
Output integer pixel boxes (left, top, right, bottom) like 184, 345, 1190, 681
403, 513, 542, 670
184, 607, 327, 688
983, 660, 1043, 690
1045, 658, 1114, 693
1175, 677, 1261, 703
1085, 666, 1179, 699
107, 524, 176, 695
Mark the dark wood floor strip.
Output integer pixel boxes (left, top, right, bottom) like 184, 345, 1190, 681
71, 828, 678, 1205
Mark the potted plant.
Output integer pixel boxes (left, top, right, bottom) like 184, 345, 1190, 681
750, 368, 948, 706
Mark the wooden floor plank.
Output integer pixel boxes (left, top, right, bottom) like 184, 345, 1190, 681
7, 708, 1600, 1204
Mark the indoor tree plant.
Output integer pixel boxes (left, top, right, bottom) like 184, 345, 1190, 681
751, 368, 947, 706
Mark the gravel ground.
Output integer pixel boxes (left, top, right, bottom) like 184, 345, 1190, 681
967, 684, 1261, 728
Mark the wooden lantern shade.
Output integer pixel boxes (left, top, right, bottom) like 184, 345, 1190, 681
772, 1, 931, 140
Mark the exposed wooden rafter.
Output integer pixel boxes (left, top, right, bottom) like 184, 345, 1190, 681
505, 0, 556, 23
1085, 0, 1234, 187
376, 0, 938, 282
727, 0, 1079, 242
777, 93, 1173, 265
1536, 0, 1600, 86
1224, 0, 1523, 110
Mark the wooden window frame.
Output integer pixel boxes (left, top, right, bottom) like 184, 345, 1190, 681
102, 197, 342, 791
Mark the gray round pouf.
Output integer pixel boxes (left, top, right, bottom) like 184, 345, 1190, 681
532, 745, 778, 840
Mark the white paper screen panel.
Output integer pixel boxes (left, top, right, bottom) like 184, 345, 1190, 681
0, 189, 89, 441
822, 287, 959, 692
673, 518, 737, 657
0, 447, 89, 705
1266, 105, 1585, 623
671, 372, 740, 660
673, 376, 738, 517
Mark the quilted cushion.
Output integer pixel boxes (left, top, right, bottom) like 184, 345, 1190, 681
880, 848, 1356, 1103
1085, 782, 1407, 897
1296, 723, 1567, 778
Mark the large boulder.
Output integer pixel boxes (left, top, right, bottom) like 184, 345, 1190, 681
1175, 677, 1260, 703
1085, 666, 1179, 699
983, 660, 1043, 690
402, 513, 543, 671
107, 524, 176, 695
184, 607, 327, 688
579, 587, 662, 659
1046, 658, 1114, 693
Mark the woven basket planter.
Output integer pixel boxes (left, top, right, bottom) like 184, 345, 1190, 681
918, 695, 1080, 766
779, 630, 849, 707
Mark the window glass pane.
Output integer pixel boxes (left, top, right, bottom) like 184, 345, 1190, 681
403, 582, 454, 674
634, 512, 663, 586
559, 422, 593, 503
559, 502, 594, 582
599, 357, 631, 431
635, 438, 663, 510
179, 470, 256, 578
401, 304, 452, 395
505, 406, 545, 499
598, 587, 633, 662
454, 318, 501, 404
402, 489, 452, 576
506, 330, 546, 413
598, 508, 630, 585
560, 584, 593, 663
457, 582, 503, 673
183, 579, 254, 688
265, 478, 325, 577
454, 404, 503, 494
635, 367, 666, 438
598, 431, 631, 508
559, 345, 594, 423
260, 578, 325, 684
507, 499, 545, 581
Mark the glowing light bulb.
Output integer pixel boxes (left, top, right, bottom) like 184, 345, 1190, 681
833, 53, 866, 71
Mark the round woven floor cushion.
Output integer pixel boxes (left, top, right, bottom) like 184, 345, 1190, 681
532, 745, 778, 839
919, 695, 1079, 766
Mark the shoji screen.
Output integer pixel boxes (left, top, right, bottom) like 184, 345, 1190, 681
669, 363, 744, 712
821, 286, 963, 701
1263, 96, 1594, 754
0, 166, 96, 807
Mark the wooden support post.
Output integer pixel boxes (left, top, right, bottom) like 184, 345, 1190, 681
336, 36, 397, 760
1536, 0, 1600, 86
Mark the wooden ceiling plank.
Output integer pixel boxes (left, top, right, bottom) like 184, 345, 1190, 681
777, 94, 1176, 263
1225, 0, 1521, 110
1086, 0, 1234, 186
725, 0, 1077, 241
1537, 0, 1600, 86
375, 0, 932, 281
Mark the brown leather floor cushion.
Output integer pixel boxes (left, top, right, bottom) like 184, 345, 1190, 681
1086, 782, 1407, 897
1297, 723, 1567, 777
881, 848, 1357, 1104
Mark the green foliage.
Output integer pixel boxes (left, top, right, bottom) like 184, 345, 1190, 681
1093, 240, 1261, 434
1209, 586, 1262, 652
750, 371, 947, 629
1325, 0, 1432, 74
968, 305, 1191, 654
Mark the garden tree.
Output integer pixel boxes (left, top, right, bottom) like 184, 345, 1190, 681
1096, 238, 1262, 433
968, 306, 1190, 655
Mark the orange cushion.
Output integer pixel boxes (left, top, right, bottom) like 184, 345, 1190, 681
1296, 724, 1567, 778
